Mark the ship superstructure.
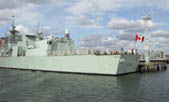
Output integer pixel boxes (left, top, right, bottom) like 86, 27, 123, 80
0, 24, 76, 57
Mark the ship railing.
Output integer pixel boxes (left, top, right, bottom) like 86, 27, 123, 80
47, 50, 77, 56
47, 49, 138, 56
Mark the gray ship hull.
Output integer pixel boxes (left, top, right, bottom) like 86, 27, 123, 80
0, 54, 139, 75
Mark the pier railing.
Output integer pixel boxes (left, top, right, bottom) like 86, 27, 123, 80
137, 58, 168, 73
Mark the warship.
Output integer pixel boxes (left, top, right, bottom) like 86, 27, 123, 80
0, 19, 139, 75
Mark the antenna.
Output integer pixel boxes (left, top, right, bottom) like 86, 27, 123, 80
36, 19, 43, 40
37, 19, 40, 34
12, 15, 15, 27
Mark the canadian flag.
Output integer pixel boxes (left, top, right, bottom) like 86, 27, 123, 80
135, 34, 144, 42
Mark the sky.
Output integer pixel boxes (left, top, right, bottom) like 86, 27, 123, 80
0, 0, 169, 54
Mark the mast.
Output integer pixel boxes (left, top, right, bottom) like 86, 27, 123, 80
12, 15, 15, 28
37, 19, 43, 40
10, 15, 18, 35
37, 19, 40, 34
8, 16, 19, 45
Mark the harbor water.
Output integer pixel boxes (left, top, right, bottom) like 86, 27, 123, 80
0, 65, 169, 102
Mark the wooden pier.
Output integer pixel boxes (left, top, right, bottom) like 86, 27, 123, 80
137, 59, 168, 73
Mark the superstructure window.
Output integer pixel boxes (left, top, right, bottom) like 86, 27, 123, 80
47, 41, 52, 44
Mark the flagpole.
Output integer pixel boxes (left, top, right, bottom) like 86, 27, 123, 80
134, 34, 137, 49
134, 40, 136, 49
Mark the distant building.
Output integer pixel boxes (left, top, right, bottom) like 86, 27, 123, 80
150, 50, 165, 59
165, 55, 169, 59
140, 50, 166, 59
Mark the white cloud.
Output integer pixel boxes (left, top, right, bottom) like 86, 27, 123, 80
0, 9, 16, 26
78, 34, 106, 49
66, 15, 102, 29
42, 26, 50, 30
0, 0, 54, 10
65, 0, 97, 16
149, 37, 169, 54
152, 30, 169, 38
41, 26, 51, 35
108, 18, 156, 32
116, 30, 136, 41
0, 0, 57, 28
78, 33, 132, 50
22, 0, 54, 5
107, 37, 113, 41
78, 32, 169, 54
107, 18, 157, 41
52, 28, 65, 35
77, 15, 95, 26
15, 25, 33, 35
64, 0, 122, 16
155, 37, 169, 44
0, 4, 42, 28
65, 0, 169, 16
0, 0, 20, 10
15, 25, 52, 35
